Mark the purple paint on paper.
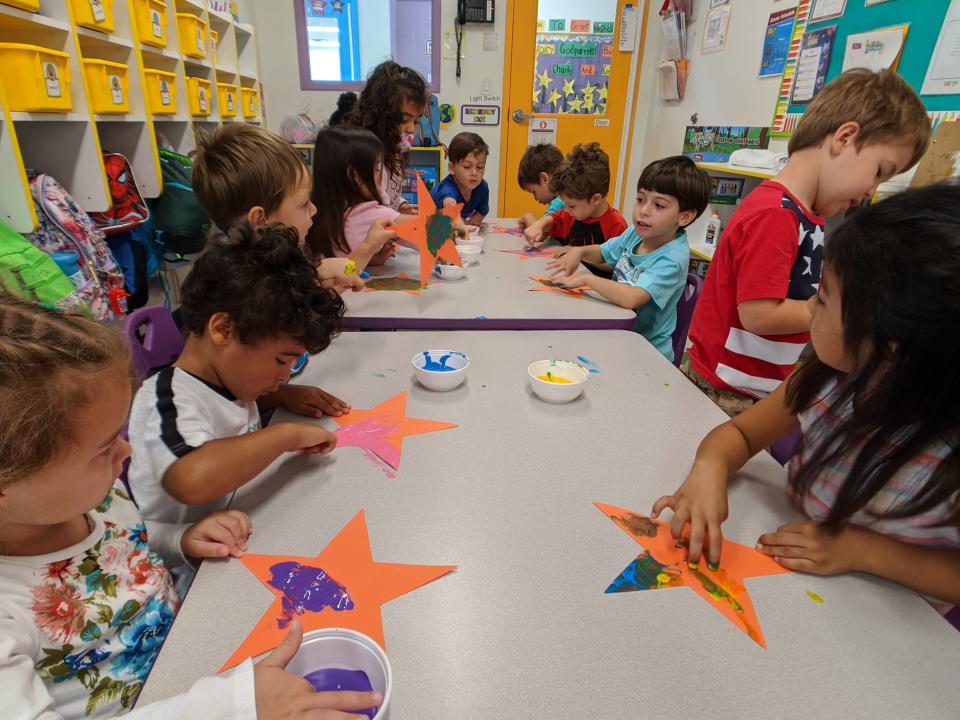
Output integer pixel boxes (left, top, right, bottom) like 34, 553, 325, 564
305, 668, 378, 718
268, 561, 354, 629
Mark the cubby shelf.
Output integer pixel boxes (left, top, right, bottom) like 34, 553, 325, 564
0, 0, 264, 233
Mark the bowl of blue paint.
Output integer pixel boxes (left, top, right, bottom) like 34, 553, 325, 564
285, 627, 392, 719
411, 350, 470, 391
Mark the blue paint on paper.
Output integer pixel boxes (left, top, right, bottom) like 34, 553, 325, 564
268, 561, 353, 629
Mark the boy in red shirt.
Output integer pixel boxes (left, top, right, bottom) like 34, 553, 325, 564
523, 142, 627, 249
685, 69, 930, 415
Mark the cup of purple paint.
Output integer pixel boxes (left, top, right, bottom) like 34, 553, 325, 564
285, 628, 392, 719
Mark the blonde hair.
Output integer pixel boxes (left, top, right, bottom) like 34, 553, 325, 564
788, 69, 930, 168
0, 293, 131, 489
192, 124, 306, 231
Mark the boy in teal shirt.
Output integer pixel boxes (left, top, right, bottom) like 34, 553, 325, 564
547, 156, 711, 362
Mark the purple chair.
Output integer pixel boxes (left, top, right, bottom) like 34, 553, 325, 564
671, 273, 703, 368
122, 306, 184, 381
945, 605, 960, 632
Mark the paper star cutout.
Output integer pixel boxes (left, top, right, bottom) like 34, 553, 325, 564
562, 78, 576, 97
332, 391, 457, 470
599, 85, 608, 101
390, 176, 463, 287
361, 273, 431, 295
496, 246, 557, 261
491, 224, 526, 238
220, 510, 456, 670
595, 502, 790, 648
533, 86, 541, 105
527, 274, 589, 298
582, 94, 595, 112
810, 225, 825, 251
537, 69, 552, 89
582, 80, 597, 96
567, 97, 583, 113
547, 88, 562, 107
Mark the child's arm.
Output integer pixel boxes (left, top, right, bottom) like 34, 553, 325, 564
651, 381, 800, 565
546, 245, 610, 277
524, 214, 554, 246
347, 220, 397, 271
518, 212, 538, 229
316, 258, 364, 293
558, 274, 652, 310
162, 423, 336, 505
465, 210, 485, 225
260, 383, 350, 417
738, 298, 812, 335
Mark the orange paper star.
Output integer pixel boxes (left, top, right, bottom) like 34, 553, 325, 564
527, 274, 589, 298
390, 175, 463, 286
497, 246, 557, 261
220, 510, 456, 670
595, 502, 790, 648
332, 391, 457, 470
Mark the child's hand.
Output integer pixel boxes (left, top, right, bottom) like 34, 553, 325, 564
363, 220, 397, 253
317, 258, 365, 293
558, 273, 590, 289
398, 203, 418, 216
289, 423, 338, 455
546, 247, 581, 277
523, 225, 544, 246
756, 521, 867, 575
651, 463, 730, 566
255, 620, 382, 720
369, 242, 396, 266
518, 212, 537, 230
277, 384, 350, 417
181, 509, 252, 560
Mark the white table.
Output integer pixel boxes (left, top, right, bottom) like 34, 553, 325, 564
140, 331, 960, 718
342, 220, 636, 330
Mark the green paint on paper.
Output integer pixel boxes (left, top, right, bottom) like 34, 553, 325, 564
364, 276, 423, 292
426, 213, 454, 255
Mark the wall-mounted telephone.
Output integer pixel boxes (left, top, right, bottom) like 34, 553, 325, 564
457, 0, 495, 25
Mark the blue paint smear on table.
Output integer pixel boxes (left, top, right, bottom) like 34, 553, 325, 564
576, 354, 601, 373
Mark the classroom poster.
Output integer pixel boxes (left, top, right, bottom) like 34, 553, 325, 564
759, 7, 798, 77
921, 0, 960, 95
682, 126, 771, 163
701, 4, 732, 55
791, 25, 837, 103
533, 30, 614, 115
810, 0, 846, 22
841, 25, 908, 73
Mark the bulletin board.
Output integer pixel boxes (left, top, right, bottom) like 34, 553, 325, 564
775, 0, 958, 134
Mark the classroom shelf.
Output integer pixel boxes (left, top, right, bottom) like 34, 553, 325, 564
0, 0, 264, 233
695, 161, 776, 180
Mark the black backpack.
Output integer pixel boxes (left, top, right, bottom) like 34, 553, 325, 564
149, 148, 210, 259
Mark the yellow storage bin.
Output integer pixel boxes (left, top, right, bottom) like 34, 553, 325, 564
1, 0, 40, 11
0, 43, 72, 112
144, 69, 177, 115
133, 0, 168, 48
217, 82, 237, 118
82, 58, 129, 114
176, 12, 206, 59
69, 0, 115, 34
241, 87, 259, 118
186, 76, 211, 116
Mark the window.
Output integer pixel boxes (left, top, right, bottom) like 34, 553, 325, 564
293, 0, 440, 91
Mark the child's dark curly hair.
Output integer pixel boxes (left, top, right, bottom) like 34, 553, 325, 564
549, 142, 611, 200
180, 222, 344, 354
347, 61, 428, 177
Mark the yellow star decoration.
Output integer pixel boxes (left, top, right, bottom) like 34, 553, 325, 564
582, 81, 597, 97
562, 78, 576, 97
537, 69, 552, 89
532, 86, 541, 105
567, 97, 583, 113
547, 88, 562, 107
582, 93, 595, 112
599, 85, 608, 101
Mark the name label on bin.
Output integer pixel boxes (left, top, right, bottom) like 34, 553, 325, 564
199, 88, 207, 112
196, 27, 204, 52
160, 79, 171, 105
110, 75, 124, 105
43, 62, 62, 98
226, 92, 234, 111
152, 10, 163, 37
90, 0, 106, 22
248, 96, 255, 113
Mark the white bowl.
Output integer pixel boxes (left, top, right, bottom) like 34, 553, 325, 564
456, 232, 485, 252
285, 628, 391, 719
432, 263, 467, 280
527, 360, 589, 403
456, 245, 481, 265
412, 350, 470, 391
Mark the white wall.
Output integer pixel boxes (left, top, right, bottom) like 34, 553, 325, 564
250, 0, 507, 207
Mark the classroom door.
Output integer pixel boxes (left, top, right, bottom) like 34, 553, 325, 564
498, 0, 642, 218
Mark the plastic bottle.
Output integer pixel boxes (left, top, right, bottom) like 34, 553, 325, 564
51, 250, 84, 288
704, 210, 723, 245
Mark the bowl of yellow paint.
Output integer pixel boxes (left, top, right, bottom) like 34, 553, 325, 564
527, 359, 589, 403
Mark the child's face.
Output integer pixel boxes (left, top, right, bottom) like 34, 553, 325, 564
449, 151, 487, 192
0, 379, 131, 527
561, 192, 604, 221
814, 130, 915, 217
523, 173, 554, 204
265, 166, 316, 246
399, 99, 423, 135
808, 264, 857, 373
212, 321, 307, 402
632, 188, 695, 241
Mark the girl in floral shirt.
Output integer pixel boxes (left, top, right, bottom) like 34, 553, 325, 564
0, 294, 381, 719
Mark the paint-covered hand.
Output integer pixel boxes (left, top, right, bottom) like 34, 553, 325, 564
317, 258, 365, 293
523, 224, 545, 246
518, 212, 537, 230
756, 521, 868, 575
557, 273, 590, 289
651, 462, 730, 566
547, 247, 582, 277
255, 619, 383, 720
277, 383, 351, 417
289, 423, 338, 455
182, 509, 252, 560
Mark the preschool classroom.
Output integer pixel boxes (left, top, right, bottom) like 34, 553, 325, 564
2, 1, 960, 719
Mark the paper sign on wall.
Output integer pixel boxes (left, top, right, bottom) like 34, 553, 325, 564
619, 3, 639, 52
841, 25, 908, 74
461, 104, 500, 126
528, 117, 557, 146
